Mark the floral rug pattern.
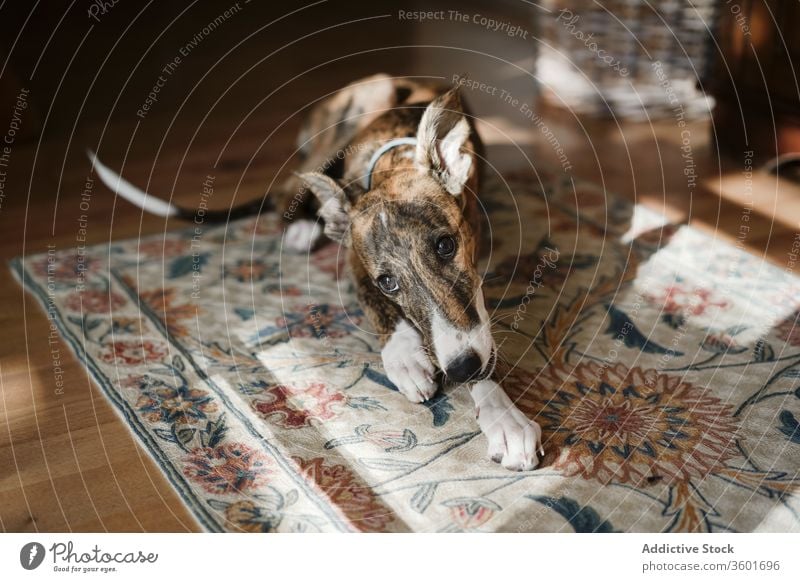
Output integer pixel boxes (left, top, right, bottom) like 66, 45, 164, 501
12, 174, 800, 532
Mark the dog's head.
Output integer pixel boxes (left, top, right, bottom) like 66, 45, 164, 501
300, 88, 494, 384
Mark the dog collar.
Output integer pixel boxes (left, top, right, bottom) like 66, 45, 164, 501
363, 137, 418, 190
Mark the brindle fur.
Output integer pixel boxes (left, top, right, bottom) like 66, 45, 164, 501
287, 76, 484, 363
92, 74, 544, 469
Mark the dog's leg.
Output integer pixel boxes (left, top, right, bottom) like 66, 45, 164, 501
279, 173, 323, 253
381, 319, 438, 403
352, 255, 438, 403
285, 75, 399, 254
285, 220, 323, 253
471, 379, 544, 471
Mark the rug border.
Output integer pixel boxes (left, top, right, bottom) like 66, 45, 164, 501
108, 268, 357, 532
8, 256, 221, 532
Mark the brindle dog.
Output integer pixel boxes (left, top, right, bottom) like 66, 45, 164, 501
90, 74, 544, 470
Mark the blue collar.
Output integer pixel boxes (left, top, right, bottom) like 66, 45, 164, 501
362, 137, 418, 190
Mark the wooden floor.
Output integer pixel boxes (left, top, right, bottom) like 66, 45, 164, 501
1, 3, 799, 533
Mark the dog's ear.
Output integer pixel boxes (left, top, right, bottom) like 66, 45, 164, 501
415, 88, 473, 195
297, 172, 351, 245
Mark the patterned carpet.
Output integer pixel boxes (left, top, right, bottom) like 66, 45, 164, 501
12, 174, 800, 532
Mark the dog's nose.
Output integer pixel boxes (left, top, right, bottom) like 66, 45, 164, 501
444, 350, 483, 384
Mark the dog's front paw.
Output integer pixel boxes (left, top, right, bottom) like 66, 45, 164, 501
472, 380, 544, 471
382, 320, 438, 403
284, 219, 322, 253
479, 408, 543, 471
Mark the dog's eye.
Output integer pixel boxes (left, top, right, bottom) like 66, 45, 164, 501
435, 235, 456, 259
377, 274, 399, 294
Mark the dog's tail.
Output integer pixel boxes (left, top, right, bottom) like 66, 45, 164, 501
87, 150, 273, 222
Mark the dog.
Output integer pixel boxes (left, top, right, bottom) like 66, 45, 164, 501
90, 74, 544, 471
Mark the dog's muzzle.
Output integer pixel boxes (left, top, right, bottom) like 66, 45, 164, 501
444, 348, 495, 384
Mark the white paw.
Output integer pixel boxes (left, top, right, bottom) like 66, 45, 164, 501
471, 380, 544, 471
285, 219, 322, 253
382, 320, 438, 403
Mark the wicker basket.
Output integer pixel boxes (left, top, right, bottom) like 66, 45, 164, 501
537, 0, 717, 119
